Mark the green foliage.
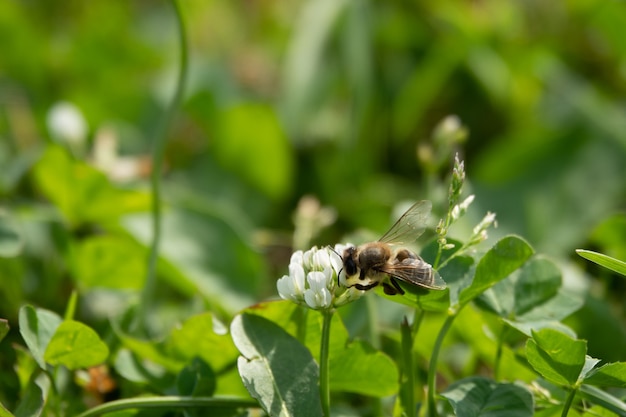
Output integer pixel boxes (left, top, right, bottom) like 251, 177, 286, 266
1, 0, 625, 416
231, 313, 323, 417
442, 377, 534, 417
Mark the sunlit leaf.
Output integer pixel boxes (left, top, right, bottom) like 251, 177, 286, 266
44, 320, 109, 370
18, 306, 63, 370
214, 104, 293, 200
441, 376, 534, 417
526, 328, 587, 387
459, 236, 533, 306
583, 362, 626, 388
576, 250, 626, 277
168, 312, 239, 372
73, 234, 146, 289
32, 145, 149, 225
231, 313, 322, 417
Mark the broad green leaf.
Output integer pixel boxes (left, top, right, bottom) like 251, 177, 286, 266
576, 250, 626, 277
231, 313, 323, 417
177, 357, 216, 397
214, 104, 293, 200
579, 385, 626, 416
0, 402, 12, 417
14, 373, 50, 417
0, 210, 23, 257
168, 312, 239, 372
32, 145, 149, 225
459, 236, 533, 306
478, 256, 583, 333
505, 320, 577, 339
441, 376, 534, 417
124, 206, 264, 313
526, 328, 587, 386
583, 362, 626, 388
0, 319, 8, 343
440, 255, 475, 309
513, 257, 561, 316
72, 234, 146, 289
18, 306, 63, 370
44, 320, 109, 369
244, 301, 399, 397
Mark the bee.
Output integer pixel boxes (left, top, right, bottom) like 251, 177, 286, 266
341, 200, 445, 295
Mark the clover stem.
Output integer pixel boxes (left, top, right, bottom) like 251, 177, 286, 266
427, 313, 456, 417
320, 309, 333, 417
561, 387, 578, 417
139, 0, 188, 334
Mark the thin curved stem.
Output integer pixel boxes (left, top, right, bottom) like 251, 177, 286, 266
76, 396, 258, 417
427, 313, 457, 417
139, 0, 188, 333
320, 309, 333, 417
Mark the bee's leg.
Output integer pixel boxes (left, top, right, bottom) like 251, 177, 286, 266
352, 282, 379, 291
386, 278, 405, 295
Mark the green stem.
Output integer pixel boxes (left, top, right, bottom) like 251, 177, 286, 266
401, 317, 416, 417
75, 396, 258, 417
427, 313, 457, 417
494, 324, 507, 380
139, 0, 188, 333
561, 387, 578, 417
320, 309, 333, 417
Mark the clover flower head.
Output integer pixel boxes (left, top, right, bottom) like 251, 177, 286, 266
277, 244, 363, 310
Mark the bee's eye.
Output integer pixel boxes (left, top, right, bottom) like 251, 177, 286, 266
344, 257, 357, 276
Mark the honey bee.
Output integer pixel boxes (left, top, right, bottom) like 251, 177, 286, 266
341, 200, 445, 295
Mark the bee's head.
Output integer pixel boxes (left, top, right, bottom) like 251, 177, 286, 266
342, 246, 358, 276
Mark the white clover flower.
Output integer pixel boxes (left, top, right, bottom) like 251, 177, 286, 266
470, 211, 497, 244
276, 245, 363, 310
304, 271, 332, 309
47, 101, 88, 146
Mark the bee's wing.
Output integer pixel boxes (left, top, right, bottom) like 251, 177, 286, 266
379, 200, 432, 244
379, 257, 446, 290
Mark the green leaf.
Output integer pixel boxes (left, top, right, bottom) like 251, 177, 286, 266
576, 249, 626, 277
579, 385, 626, 416
244, 301, 399, 397
526, 328, 587, 387
478, 256, 583, 332
43, 320, 109, 370
459, 236, 534, 306
177, 357, 216, 397
0, 210, 23, 257
441, 376, 534, 417
32, 145, 149, 225
231, 313, 322, 417
583, 362, 626, 388
0, 402, 13, 417
14, 373, 50, 417
214, 104, 293, 200
0, 319, 8, 344
72, 234, 146, 290
18, 306, 63, 370
168, 312, 239, 372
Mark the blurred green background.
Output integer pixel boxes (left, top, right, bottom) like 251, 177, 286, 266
1, 0, 625, 361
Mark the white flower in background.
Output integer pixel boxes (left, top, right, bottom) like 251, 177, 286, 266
469, 211, 497, 245
47, 101, 87, 147
277, 245, 364, 310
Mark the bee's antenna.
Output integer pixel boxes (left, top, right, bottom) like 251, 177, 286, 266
326, 245, 345, 287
